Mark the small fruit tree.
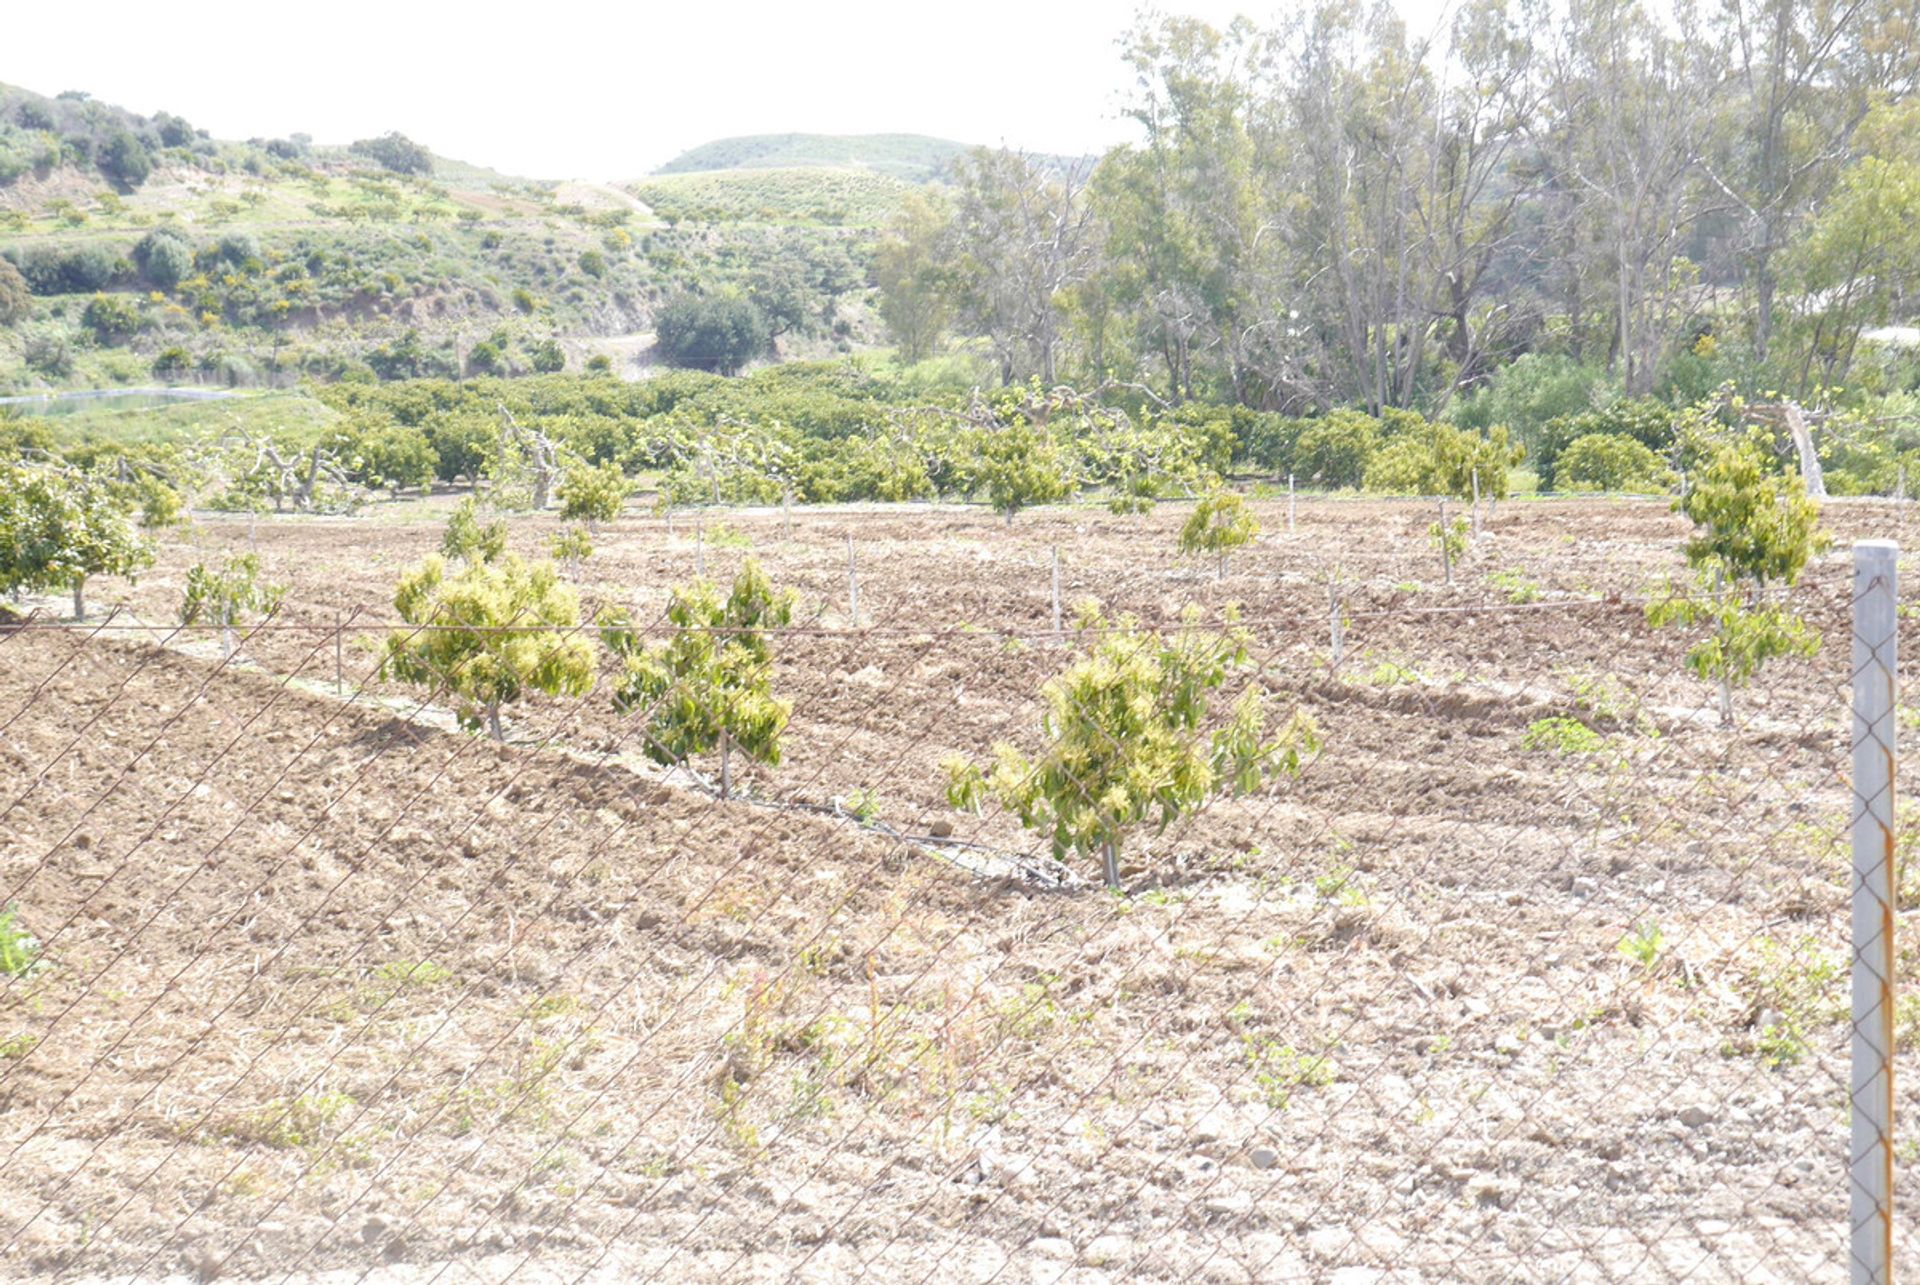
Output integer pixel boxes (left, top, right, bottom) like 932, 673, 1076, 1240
944, 605, 1319, 889
559, 460, 632, 527
0, 465, 152, 619
1428, 514, 1469, 584
550, 526, 592, 575
180, 552, 285, 657
966, 421, 1073, 524
1646, 441, 1824, 725
441, 496, 508, 563
380, 515, 595, 741
1179, 490, 1259, 577
603, 558, 794, 801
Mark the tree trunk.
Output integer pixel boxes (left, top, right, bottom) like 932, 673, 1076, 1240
222, 606, 235, 659
72, 577, 85, 622
487, 701, 504, 742
720, 730, 732, 802
1101, 839, 1120, 891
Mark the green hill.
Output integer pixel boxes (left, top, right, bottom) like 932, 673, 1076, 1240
0, 82, 901, 392
654, 134, 971, 183
629, 168, 916, 227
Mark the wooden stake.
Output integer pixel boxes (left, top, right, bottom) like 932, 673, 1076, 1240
1439, 500, 1452, 585
1288, 474, 1296, 533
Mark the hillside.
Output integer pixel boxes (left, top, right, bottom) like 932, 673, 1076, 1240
0, 83, 888, 393
654, 132, 969, 183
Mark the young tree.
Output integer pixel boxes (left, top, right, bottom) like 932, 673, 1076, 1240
1646, 442, 1824, 725
550, 525, 592, 575
0, 466, 152, 619
603, 559, 794, 801
441, 496, 508, 563
180, 552, 285, 657
558, 459, 632, 526
1179, 490, 1259, 577
966, 421, 1073, 524
874, 190, 953, 362
945, 605, 1317, 888
380, 547, 595, 742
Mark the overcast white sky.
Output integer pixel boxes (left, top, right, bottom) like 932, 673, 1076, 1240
3, 0, 1455, 180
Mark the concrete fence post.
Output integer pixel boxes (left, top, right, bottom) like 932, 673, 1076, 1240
1850, 538, 1898, 1285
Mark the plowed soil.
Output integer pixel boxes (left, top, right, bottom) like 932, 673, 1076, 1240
1, 494, 1914, 1282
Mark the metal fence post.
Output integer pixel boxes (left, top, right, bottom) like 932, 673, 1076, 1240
847, 535, 859, 629
1329, 582, 1343, 672
1051, 546, 1061, 637
1850, 538, 1898, 1285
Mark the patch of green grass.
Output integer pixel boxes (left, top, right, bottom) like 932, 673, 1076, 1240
1360, 657, 1421, 687
1488, 569, 1539, 603
222, 1091, 354, 1150
1742, 935, 1845, 1068
1618, 919, 1664, 972
0, 904, 41, 978
1521, 716, 1605, 754
702, 521, 752, 548
1241, 1034, 1337, 1109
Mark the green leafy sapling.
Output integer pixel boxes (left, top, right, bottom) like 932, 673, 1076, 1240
550, 525, 593, 575
441, 496, 508, 564
558, 459, 632, 527
604, 558, 795, 800
967, 422, 1073, 524
1646, 442, 1824, 725
381, 512, 595, 740
180, 552, 286, 657
1429, 515, 1469, 585
1179, 490, 1260, 578
944, 604, 1319, 889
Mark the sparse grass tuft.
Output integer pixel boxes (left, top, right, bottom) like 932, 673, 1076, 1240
1522, 716, 1605, 754
0, 904, 41, 978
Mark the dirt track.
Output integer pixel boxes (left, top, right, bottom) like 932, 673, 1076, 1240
1, 495, 1915, 1281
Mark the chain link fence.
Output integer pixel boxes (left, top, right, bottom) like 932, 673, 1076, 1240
0, 496, 1912, 1282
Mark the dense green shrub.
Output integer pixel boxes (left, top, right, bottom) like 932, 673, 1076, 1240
654, 292, 770, 375
81, 292, 141, 342
1536, 399, 1675, 490
1556, 433, 1674, 493
0, 256, 30, 325
1452, 354, 1609, 456
21, 324, 74, 376
8, 243, 123, 294
349, 132, 433, 176
98, 129, 151, 188
1362, 418, 1519, 499
134, 227, 194, 290
1293, 411, 1380, 489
